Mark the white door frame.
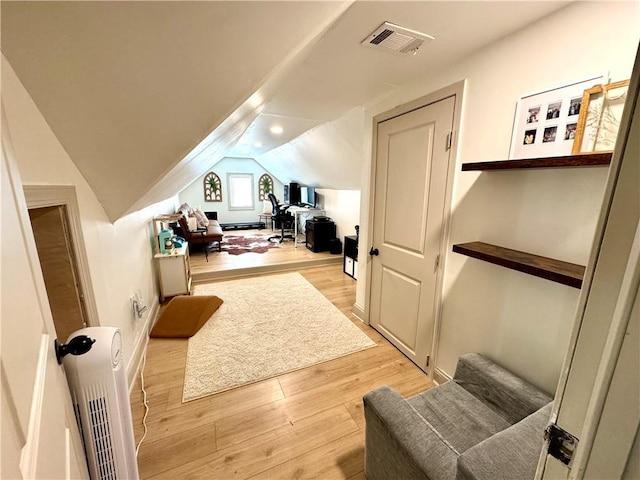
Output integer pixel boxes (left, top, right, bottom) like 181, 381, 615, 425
2, 105, 88, 478
364, 80, 465, 379
24, 185, 100, 331
538, 45, 640, 478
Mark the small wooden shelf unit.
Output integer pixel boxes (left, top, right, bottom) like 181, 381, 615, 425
454, 152, 612, 288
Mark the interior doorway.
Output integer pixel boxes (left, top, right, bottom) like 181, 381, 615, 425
28, 204, 87, 341
367, 82, 463, 376
24, 185, 98, 342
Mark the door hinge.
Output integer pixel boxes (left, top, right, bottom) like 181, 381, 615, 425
434, 253, 440, 271
544, 423, 578, 466
426, 355, 430, 367
446, 131, 453, 151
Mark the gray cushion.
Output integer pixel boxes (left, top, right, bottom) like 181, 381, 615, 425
456, 403, 552, 480
453, 354, 553, 424
408, 381, 512, 453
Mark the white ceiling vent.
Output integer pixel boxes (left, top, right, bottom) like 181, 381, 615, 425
361, 21, 434, 56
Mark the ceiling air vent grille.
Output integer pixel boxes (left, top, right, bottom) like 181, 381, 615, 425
361, 21, 434, 56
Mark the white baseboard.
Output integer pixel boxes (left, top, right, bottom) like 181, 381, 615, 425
352, 303, 366, 323
433, 367, 452, 386
127, 297, 160, 392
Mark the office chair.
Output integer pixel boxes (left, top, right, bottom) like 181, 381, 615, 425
268, 193, 295, 243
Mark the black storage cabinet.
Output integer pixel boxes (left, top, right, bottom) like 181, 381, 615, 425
344, 235, 358, 279
305, 219, 336, 252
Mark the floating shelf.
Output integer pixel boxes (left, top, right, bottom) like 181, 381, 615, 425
461, 152, 612, 171
452, 241, 585, 288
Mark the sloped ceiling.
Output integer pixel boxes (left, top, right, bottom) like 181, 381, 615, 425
1, 1, 351, 220
227, 0, 572, 160
257, 106, 366, 191
1, 1, 571, 221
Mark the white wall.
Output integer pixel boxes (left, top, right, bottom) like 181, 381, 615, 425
257, 106, 365, 190
2, 56, 176, 386
358, 1, 640, 392
316, 189, 360, 241
179, 157, 284, 225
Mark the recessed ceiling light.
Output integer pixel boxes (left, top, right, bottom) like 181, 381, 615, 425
253, 141, 263, 148
270, 125, 284, 135
241, 147, 251, 155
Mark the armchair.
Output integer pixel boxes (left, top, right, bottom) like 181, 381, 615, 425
268, 193, 295, 243
364, 353, 553, 480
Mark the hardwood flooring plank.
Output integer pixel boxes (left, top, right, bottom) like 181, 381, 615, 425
149, 405, 358, 480
215, 400, 292, 450
248, 430, 364, 480
137, 378, 284, 444
271, 364, 408, 426
277, 343, 399, 397
214, 358, 406, 451
137, 423, 217, 478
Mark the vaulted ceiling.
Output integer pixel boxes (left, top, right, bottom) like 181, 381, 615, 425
1, 1, 570, 221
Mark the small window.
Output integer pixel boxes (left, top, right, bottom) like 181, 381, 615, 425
204, 172, 222, 202
227, 173, 255, 211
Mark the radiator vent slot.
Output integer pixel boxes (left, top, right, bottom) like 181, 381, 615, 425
89, 396, 116, 480
361, 21, 434, 56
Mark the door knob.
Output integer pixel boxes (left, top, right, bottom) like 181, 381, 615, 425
369, 247, 379, 256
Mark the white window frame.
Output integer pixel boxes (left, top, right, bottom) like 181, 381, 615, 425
227, 173, 255, 211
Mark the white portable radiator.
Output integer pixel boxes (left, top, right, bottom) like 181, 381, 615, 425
63, 327, 139, 480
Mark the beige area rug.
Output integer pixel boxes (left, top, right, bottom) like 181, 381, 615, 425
183, 272, 375, 402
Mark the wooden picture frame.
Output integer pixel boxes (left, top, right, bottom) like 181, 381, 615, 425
572, 80, 630, 154
204, 172, 222, 202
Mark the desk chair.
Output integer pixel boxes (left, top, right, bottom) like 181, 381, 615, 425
268, 193, 295, 243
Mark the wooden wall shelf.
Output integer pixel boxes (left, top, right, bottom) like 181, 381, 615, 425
461, 152, 612, 171
452, 241, 585, 288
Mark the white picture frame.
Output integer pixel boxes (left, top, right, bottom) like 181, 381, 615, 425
509, 74, 606, 159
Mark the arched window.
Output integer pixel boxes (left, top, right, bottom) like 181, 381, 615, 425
258, 174, 274, 201
204, 172, 222, 202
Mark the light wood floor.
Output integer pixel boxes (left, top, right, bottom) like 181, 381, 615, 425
131, 264, 435, 479
188, 228, 341, 282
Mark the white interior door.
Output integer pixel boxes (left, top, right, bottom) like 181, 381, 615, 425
1, 108, 87, 479
369, 96, 455, 370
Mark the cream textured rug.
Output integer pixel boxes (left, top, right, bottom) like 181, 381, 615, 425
182, 272, 375, 402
